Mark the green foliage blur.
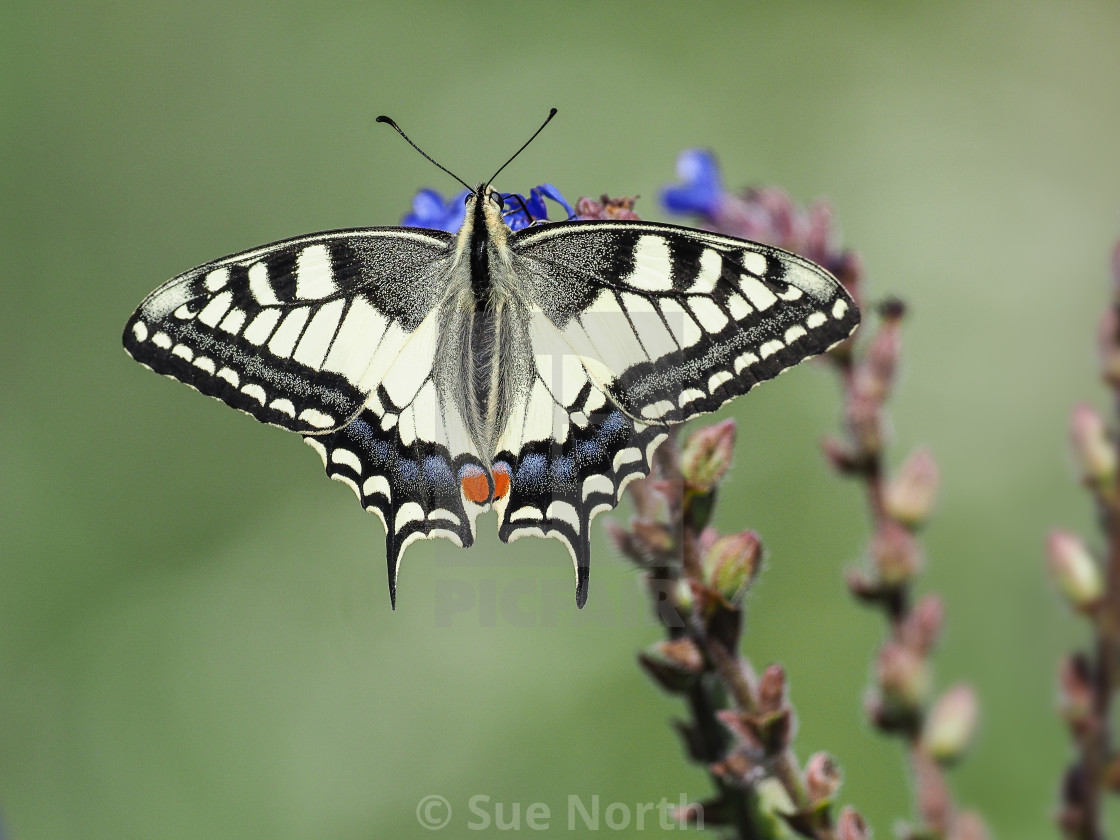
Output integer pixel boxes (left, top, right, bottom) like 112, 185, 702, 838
3, 1, 1120, 837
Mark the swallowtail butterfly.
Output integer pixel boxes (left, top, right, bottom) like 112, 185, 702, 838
123, 112, 860, 608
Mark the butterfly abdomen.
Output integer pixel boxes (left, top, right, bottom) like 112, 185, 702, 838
467, 307, 501, 445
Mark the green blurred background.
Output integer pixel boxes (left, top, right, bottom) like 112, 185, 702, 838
4, 1, 1120, 837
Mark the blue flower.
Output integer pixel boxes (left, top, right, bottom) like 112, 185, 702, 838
500, 184, 574, 231
660, 149, 724, 218
402, 187, 470, 232
401, 185, 573, 232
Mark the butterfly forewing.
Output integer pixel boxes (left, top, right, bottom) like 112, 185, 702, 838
510, 220, 859, 426
123, 228, 453, 434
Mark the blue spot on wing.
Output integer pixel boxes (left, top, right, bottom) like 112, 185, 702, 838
422, 455, 455, 489
396, 459, 420, 484
516, 453, 549, 494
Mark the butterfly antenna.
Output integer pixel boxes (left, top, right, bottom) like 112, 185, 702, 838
485, 107, 558, 188
376, 115, 473, 192
504, 193, 536, 224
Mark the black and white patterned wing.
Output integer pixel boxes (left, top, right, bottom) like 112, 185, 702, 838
123, 228, 452, 433
490, 320, 668, 606
491, 220, 858, 605
124, 227, 492, 605
510, 220, 860, 425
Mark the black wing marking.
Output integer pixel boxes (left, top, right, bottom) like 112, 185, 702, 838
510, 219, 859, 425
123, 227, 453, 434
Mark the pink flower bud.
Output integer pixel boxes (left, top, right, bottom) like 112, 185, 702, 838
870, 519, 924, 586
922, 683, 980, 764
655, 638, 703, 672
758, 663, 787, 714
844, 389, 886, 458
913, 748, 953, 834
953, 811, 992, 840
1097, 309, 1120, 388
638, 639, 703, 694
574, 194, 641, 221
680, 419, 737, 492
1069, 403, 1116, 488
852, 301, 904, 402
836, 807, 870, 840
805, 752, 843, 804
876, 641, 930, 710
846, 567, 888, 602
1046, 531, 1103, 613
709, 749, 758, 786
901, 594, 945, 655
630, 517, 674, 556
702, 531, 762, 605
886, 447, 940, 527
821, 435, 864, 474
672, 801, 707, 827
1058, 653, 1095, 736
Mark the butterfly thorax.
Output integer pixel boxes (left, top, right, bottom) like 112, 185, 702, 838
431, 188, 532, 484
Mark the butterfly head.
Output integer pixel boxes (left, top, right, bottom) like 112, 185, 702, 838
472, 184, 505, 210
467, 184, 514, 239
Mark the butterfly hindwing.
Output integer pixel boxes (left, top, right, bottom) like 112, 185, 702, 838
123, 228, 453, 434
304, 403, 488, 607
510, 219, 858, 425
493, 398, 666, 607
489, 314, 669, 605
299, 303, 499, 606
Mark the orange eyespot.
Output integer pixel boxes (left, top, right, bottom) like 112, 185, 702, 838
492, 466, 511, 501
458, 462, 512, 505
460, 472, 491, 505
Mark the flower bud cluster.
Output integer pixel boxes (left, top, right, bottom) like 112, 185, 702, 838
614, 415, 861, 837
794, 216, 989, 836
1050, 238, 1120, 837
716, 664, 796, 757
620, 422, 767, 655
643, 161, 890, 836
828, 299, 909, 478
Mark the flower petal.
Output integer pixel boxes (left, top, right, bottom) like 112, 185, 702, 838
500, 184, 574, 230
534, 184, 575, 218
660, 149, 724, 217
402, 188, 470, 232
